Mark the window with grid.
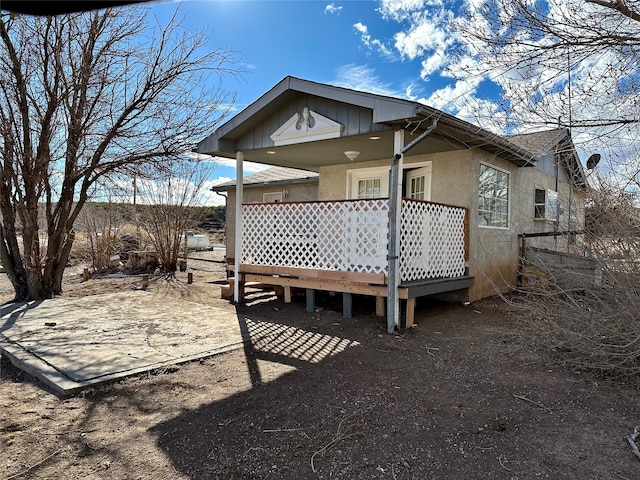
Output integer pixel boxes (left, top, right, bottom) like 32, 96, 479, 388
534, 188, 546, 219
357, 178, 381, 199
479, 163, 509, 228
409, 175, 425, 200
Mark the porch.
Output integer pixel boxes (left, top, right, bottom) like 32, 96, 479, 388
228, 198, 473, 328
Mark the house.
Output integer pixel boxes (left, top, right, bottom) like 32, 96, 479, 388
197, 76, 588, 332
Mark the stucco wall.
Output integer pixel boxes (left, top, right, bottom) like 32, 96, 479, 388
223, 181, 318, 260
465, 150, 587, 302
318, 150, 475, 206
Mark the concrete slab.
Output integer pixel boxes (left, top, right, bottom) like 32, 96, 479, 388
0, 291, 245, 395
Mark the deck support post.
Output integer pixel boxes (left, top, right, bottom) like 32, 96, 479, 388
283, 286, 292, 303
375, 296, 385, 317
405, 298, 416, 328
342, 293, 352, 318
233, 151, 244, 304
306, 288, 315, 313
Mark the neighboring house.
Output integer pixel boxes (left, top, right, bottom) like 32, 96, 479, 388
211, 166, 319, 261
197, 76, 588, 331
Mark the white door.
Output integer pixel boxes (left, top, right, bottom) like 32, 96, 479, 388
405, 165, 432, 201
346, 167, 389, 271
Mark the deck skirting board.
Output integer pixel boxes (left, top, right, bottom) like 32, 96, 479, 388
399, 276, 474, 299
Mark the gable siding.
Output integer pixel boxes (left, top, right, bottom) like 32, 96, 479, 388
235, 94, 380, 151
535, 151, 570, 183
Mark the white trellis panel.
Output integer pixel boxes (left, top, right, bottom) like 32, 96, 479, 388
399, 199, 466, 282
241, 199, 466, 282
242, 200, 389, 275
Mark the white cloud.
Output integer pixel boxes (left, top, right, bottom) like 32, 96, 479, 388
394, 17, 450, 61
332, 64, 403, 97
324, 3, 342, 14
353, 22, 394, 57
209, 156, 271, 174
210, 176, 233, 186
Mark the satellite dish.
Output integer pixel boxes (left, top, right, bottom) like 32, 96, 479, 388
586, 153, 601, 169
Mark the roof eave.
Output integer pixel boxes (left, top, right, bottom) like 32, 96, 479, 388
211, 176, 319, 192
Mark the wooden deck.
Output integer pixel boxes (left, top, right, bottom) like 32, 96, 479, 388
223, 263, 473, 329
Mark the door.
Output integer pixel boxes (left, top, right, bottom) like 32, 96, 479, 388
346, 167, 390, 271
405, 165, 432, 201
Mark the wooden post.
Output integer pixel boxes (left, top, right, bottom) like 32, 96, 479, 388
83, 268, 90, 281
517, 234, 526, 287
187, 272, 193, 284
375, 296, 385, 317
284, 286, 292, 303
405, 298, 416, 328
142, 274, 149, 288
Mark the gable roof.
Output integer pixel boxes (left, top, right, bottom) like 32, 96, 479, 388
508, 128, 567, 156
509, 128, 588, 190
211, 166, 318, 192
197, 76, 540, 170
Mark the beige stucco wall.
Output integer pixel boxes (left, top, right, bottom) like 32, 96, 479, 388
465, 151, 587, 302
466, 151, 523, 301
223, 181, 318, 260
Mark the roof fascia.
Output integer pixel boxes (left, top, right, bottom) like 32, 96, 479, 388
211, 175, 319, 192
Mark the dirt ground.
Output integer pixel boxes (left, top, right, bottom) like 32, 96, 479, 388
1, 249, 639, 480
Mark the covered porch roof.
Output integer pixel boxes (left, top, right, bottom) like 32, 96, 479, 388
197, 76, 539, 171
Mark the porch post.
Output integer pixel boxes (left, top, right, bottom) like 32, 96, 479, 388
387, 130, 404, 333
234, 151, 244, 303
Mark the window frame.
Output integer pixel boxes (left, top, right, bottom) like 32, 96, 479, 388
478, 162, 510, 229
534, 188, 546, 220
263, 192, 283, 202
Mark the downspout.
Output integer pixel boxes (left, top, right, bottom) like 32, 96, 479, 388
234, 151, 243, 303
387, 133, 403, 333
387, 120, 437, 333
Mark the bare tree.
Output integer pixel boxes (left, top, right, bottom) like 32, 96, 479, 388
75, 201, 128, 272
133, 158, 215, 274
453, 0, 640, 171
0, 7, 239, 301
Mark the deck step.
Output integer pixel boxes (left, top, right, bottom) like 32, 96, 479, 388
220, 278, 272, 298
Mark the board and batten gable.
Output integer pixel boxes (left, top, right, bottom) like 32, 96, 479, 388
234, 94, 389, 153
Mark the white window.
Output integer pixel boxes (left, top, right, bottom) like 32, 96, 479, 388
347, 167, 389, 199
534, 188, 546, 219
263, 192, 283, 202
479, 163, 509, 228
534, 188, 563, 222
358, 178, 381, 199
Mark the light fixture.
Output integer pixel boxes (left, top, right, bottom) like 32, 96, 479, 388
344, 150, 360, 161
266, 150, 276, 155
368, 135, 381, 140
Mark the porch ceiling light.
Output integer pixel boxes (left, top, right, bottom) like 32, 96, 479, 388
344, 150, 360, 161
266, 150, 276, 155
368, 135, 381, 140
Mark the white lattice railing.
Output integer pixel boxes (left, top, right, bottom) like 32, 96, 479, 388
242, 199, 389, 275
399, 199, 467, 282
241, 199, 467, 282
